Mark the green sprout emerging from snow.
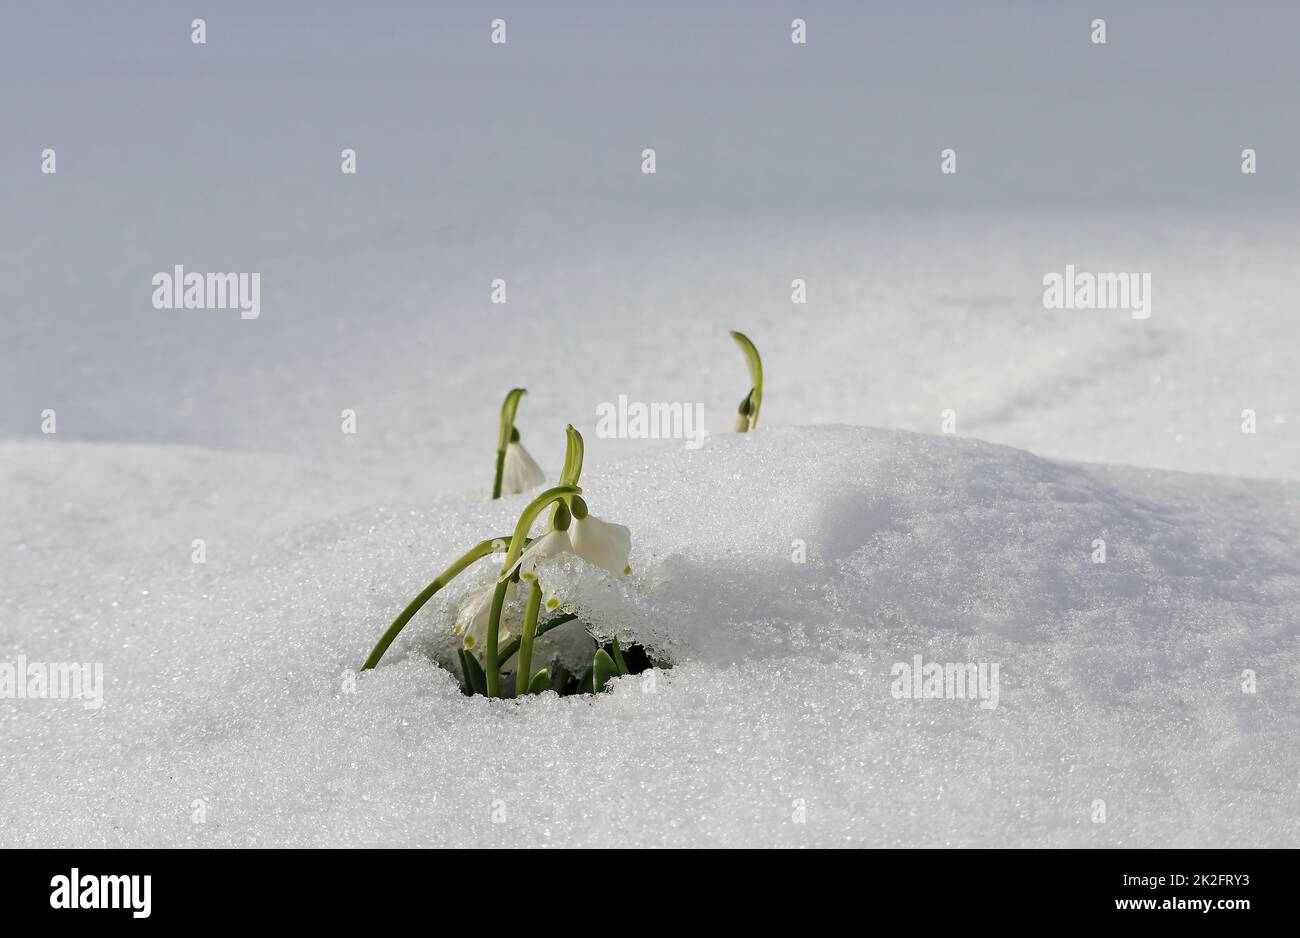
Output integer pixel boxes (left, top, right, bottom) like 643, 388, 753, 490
367, 330, 762, 698
364, 424, 642, 698
731, 330, 763, 432
492, 388, 545, 499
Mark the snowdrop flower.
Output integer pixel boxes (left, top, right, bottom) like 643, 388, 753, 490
570, 506, 632, 577
501, 432, 545, 495
455, 581, 519, 649
732, 412, 750, 433
510, 499, 632, 581
514, 528, 573, 582
499, 528, 575, 616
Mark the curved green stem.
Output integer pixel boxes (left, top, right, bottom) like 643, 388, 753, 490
730, 330, 763, 429
492, 388, 528, 499
548, 425, 585, 527
528, 428, 585, 674
485, 485, 580, 696
497, 485, 581, 578
361, 536, 512, 671
515, 583, 543, 695
560, 424, 584, 485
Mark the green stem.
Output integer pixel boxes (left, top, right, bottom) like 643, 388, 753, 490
497, 485, 581, 577
548, 425, 585, 526
361, 536, 512, 671
492, 388, 528, 500
491, 448, 506, 500
516, 583, 543, 695
485, 485, 580, 696
730, 330, 763, 429
483, 579, 510, 697
560, 424, 585, 485
497, 612, 577, 665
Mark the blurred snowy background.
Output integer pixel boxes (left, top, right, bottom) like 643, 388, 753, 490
3, 0, 1298, 481
1, 1, 1298, 847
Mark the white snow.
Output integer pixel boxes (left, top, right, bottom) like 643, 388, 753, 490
2, 2, 1299, 847
2, 427, 1298, 847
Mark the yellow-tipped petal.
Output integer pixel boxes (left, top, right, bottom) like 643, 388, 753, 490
570, 514, 632, 577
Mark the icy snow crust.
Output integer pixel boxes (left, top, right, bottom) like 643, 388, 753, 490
3, 426, 1298, 847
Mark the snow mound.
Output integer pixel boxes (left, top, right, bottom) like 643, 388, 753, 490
2, 426, 1298, 847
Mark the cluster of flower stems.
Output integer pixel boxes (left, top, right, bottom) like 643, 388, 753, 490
360, 330, 762, 698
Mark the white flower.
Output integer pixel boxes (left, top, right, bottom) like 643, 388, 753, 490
570, 514, 632, 576
455, 581, 519, 650
514, 529, 573, 582
501, 440, 545, 495
733, 413, 750, 433
494, 510, 631, 632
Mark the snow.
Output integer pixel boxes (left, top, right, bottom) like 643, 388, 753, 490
3, 427, 1298, 847
2, 2, 1299, 847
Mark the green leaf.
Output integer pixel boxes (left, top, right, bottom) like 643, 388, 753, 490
610, 637, 629, 676
460, 649, 487, 696
527, 669, 551, 695
592, 649, 618, 692
362, 536, 513, 671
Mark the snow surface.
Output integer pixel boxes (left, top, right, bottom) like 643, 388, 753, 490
3, 2, 1299, 847
3, 428, 1298, 847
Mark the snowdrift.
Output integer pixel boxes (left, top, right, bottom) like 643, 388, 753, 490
2, 426, 1297, 847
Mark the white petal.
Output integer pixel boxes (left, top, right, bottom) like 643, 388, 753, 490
539, 577, 565, 613
510, 529, 572, 581
570, 514, 632, 576
732, 413, 750, 433
453, 584, 492, 634
456, 581, 518, 650
502, 441, 546, 494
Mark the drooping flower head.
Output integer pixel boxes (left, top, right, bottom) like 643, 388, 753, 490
492, 387, 540, 499
505, 494, 631, 617
501, 429, 545, 495
569, 499, 632, 577
455, 580, 520, 651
